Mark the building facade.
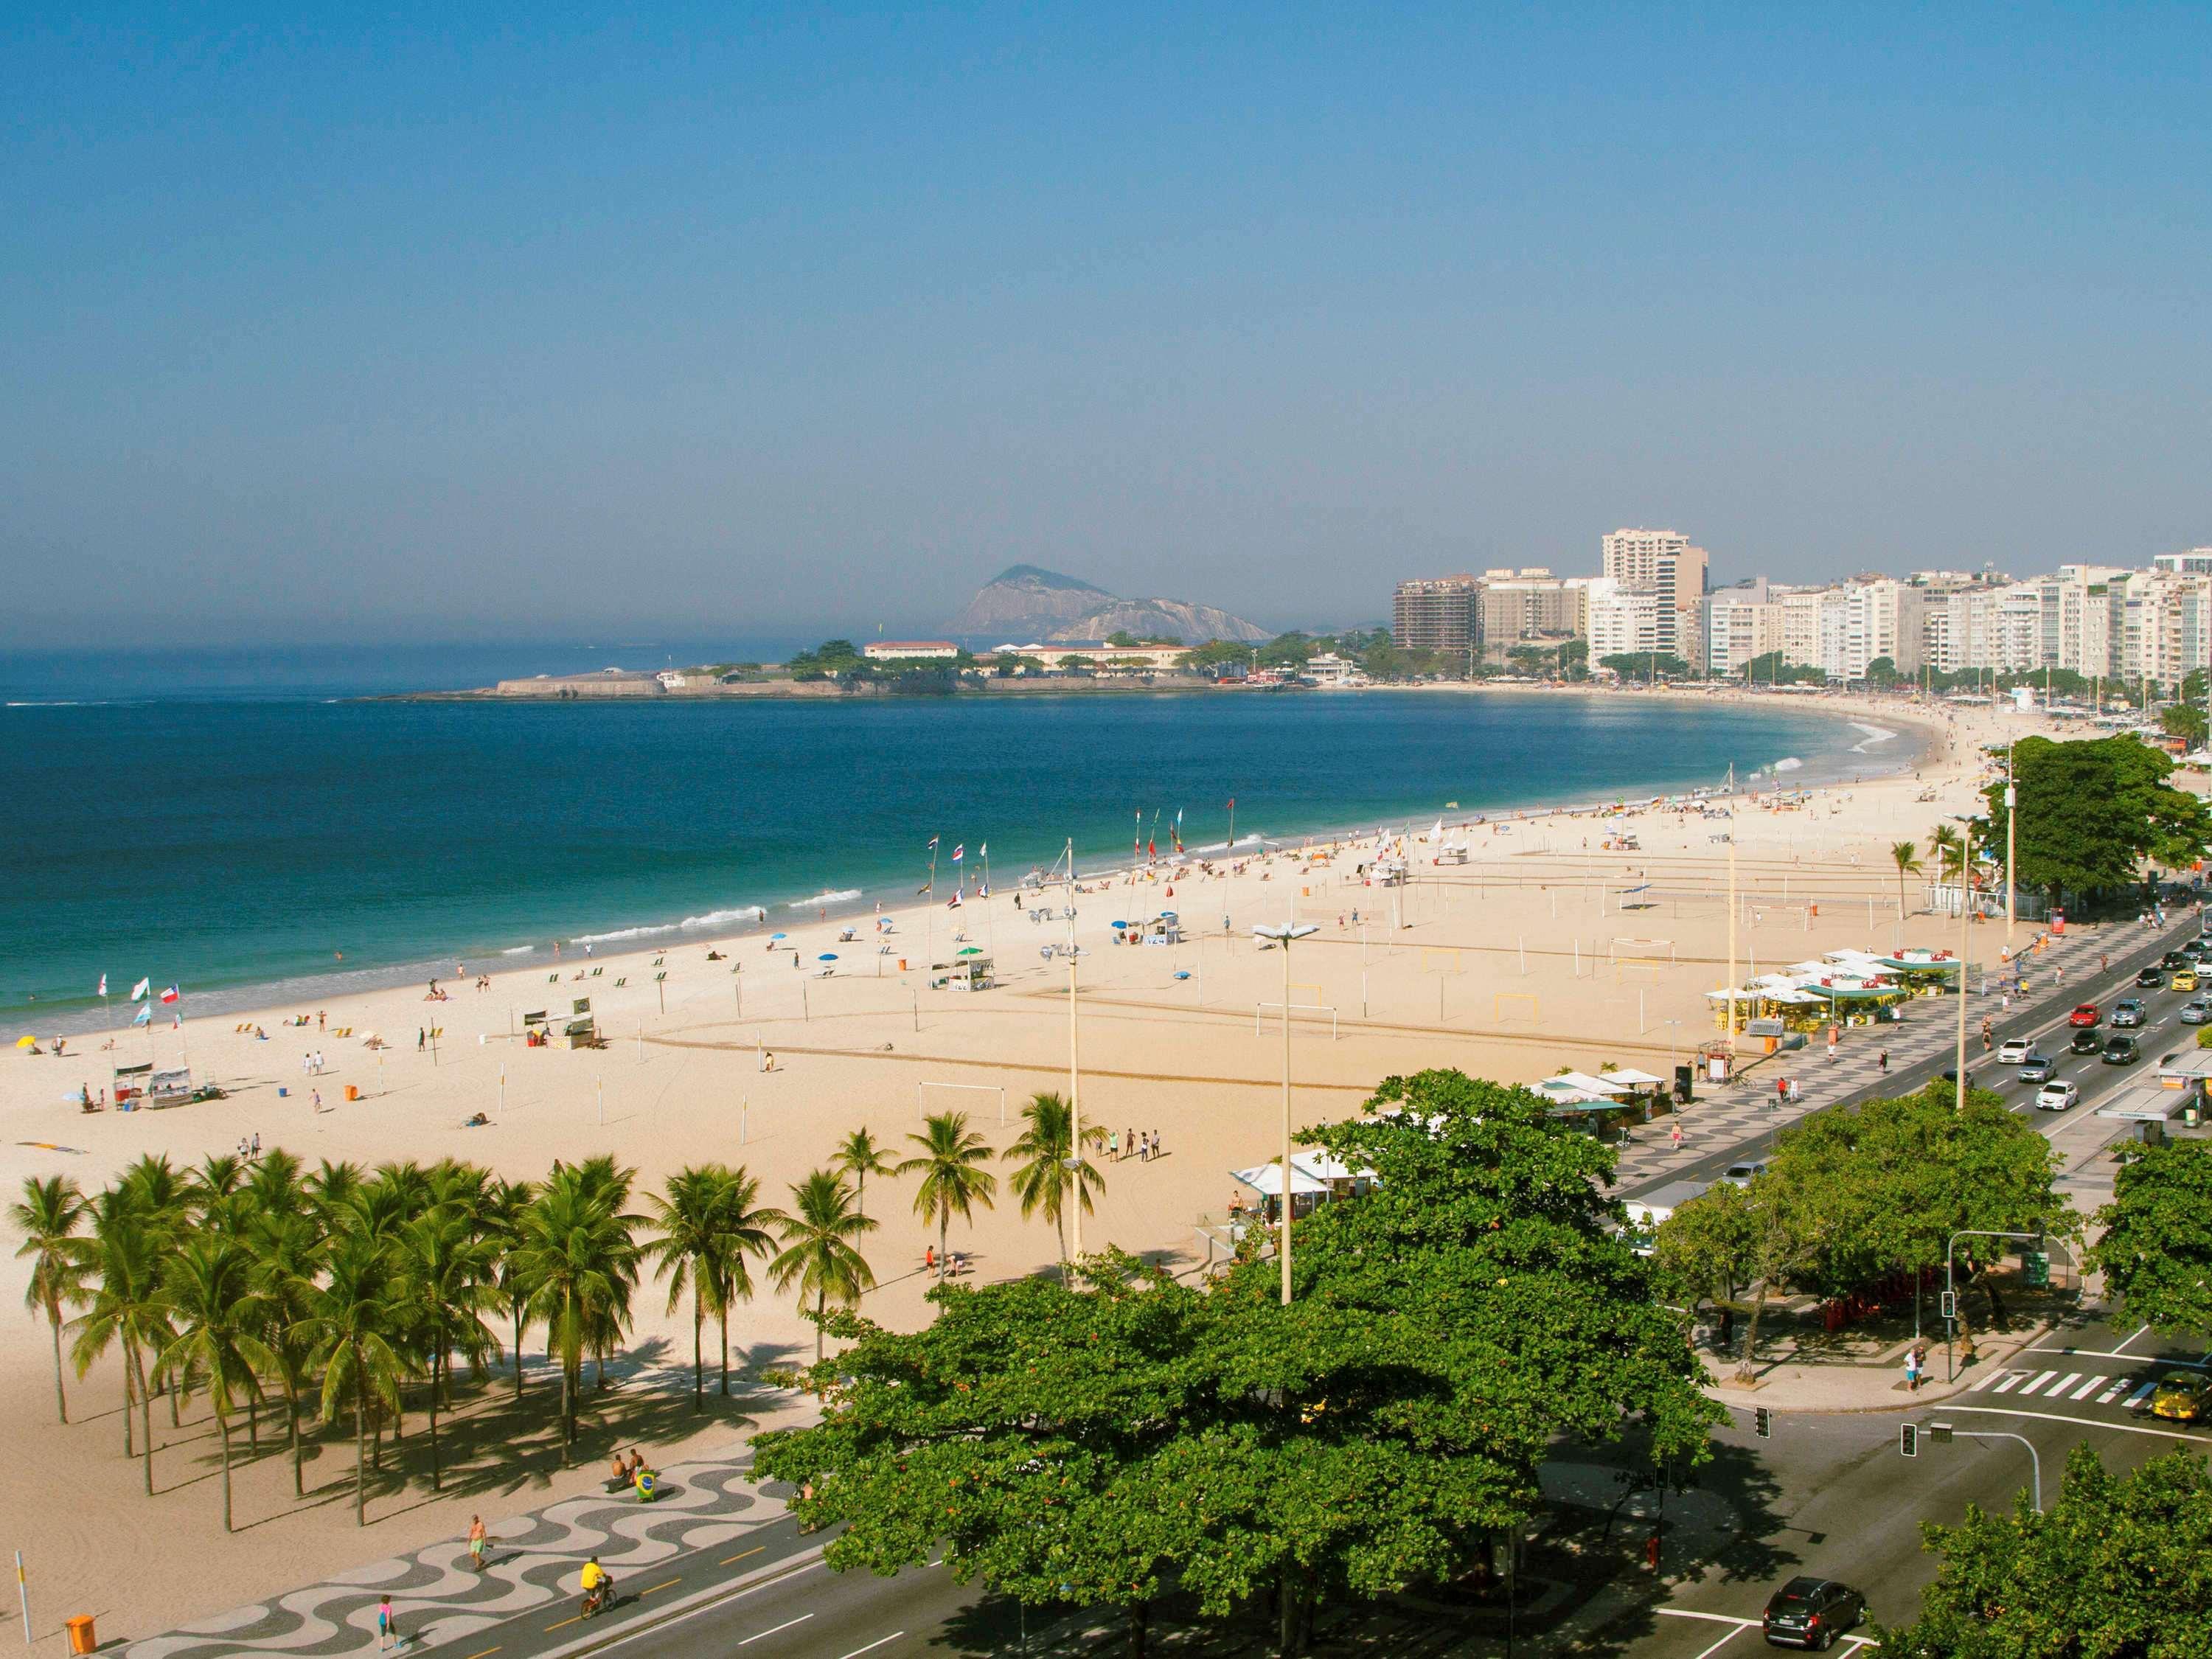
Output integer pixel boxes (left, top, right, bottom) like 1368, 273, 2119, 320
1392, 577, 1480, 654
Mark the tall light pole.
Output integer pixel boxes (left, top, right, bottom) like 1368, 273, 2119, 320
1255, 921, 1319, 1305
2004, 739, 2017, 944
1063, 839, 1085, 1261
1955, 822, 1975, 1114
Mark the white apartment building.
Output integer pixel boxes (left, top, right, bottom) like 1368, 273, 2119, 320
1601, 529, 1707, 658
2110, 571, 2212, 689
1923, 586, 1997, 674
865, 640, 961, 661
1582, 577, 1666, 662
2152, 549, 2212, 577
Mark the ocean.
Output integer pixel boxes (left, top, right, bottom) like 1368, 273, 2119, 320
2, 680, 1890, 1032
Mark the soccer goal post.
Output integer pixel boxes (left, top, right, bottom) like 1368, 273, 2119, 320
1420, 947, 1465, 975
1255, 1001, 1340, 1041
919, 1080, 1008, 1124
1493, 992, 1541, 1025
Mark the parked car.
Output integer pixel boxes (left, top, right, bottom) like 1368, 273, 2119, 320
1997, 1037, 2036, 1064
2113, 998, 2146, 1029
2070, 1027, 2104, 1054
1722, 1159, 1769, 1189
2138, 967, 2166, 989
2173, 967, 2199, 994
1761, 1577, 1867, 1650
2068, 1003, 2101, 1027
2183, 999, 2212, 1026
2016, 1053, 2056, 1083
2102, 1035, 2141, 1065
2151, 1372, 2207, 1422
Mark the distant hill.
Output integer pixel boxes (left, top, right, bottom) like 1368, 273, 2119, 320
948, 565, 1270, 644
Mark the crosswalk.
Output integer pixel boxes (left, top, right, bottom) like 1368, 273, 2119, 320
1966, 1364, 2160, 1408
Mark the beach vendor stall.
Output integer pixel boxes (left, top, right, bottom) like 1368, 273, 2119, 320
111, 1061, 151, 1110
929, 954, 995, 992
564, 998, 603, 1049
147, 1067, 194, 1107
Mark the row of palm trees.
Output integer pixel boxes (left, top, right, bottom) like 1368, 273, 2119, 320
8, 1098, 1103, 1534
1891, 821, 1969, 914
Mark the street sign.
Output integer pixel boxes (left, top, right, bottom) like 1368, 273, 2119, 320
1899, 1423, 1919, 1458
1931, 1422, 1954, 1444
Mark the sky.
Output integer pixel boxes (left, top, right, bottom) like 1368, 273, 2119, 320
4, 3, 2209, 647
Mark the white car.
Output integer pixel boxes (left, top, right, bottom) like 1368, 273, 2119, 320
1997, 1037, 2036, 1064
2036, 1080, 2081, 1111
1722, 1159, 1769, 1188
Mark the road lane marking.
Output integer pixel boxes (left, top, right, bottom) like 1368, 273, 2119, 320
1658, 1610, 1758, 1626
642, 1578, 682, 1596
1950, 1404, 2205, 1441
462, 1649, 501, 1659
2116, 1322, 2151, 1353
722, 1545, 766, 1567
2127, 1380, 2159, 1409
740, 1614, 814, 1645
2098, 1379, 2130, 1403
585, 1554, 830, 1658
1967, 1367, 2011, 1393
2043, 1371, 2080, 1398
2069, 1375, 2105, 1400
1688, 1625, 1751, 1659
835, 1637, 905, 1659
2030, 1348, 2204, 1366
543, 1615, 582, 1632
1992, 1371, 2027, 1393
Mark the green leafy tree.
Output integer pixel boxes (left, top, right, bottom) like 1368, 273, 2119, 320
396, 1208, 498, 1488
1599, 652, 1693, 679
2161, 703, 2209, 748
897, 1112, 999, 1277
2087, 1140, 2212, 1340
153, 1237, 274, 1531
246, 1210, 327, 1495
1979, 734, 2212, 905
768, 1171, 877, 1362
1891, 840, 1924, 916
647, 1165, 782, 1411
481, 1175, 537, 1399
298, 1232, 411, 1526
832, 1128, 897, 1220
1882, 1444, 2212, 1656
11, 1175, 91, 1424
1650, 1180, 1759, 1351
71, 1193, 170, 1485
1002, 1091, 1106, 1265
511, 1162, 642, 1458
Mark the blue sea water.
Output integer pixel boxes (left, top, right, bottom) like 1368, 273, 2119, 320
1, 682, 1888, 1032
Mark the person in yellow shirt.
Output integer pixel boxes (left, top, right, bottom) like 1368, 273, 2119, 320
579, 1557, 611, 1613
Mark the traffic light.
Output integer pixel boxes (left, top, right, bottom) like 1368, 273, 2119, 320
2024, 1252, 2050, 1288
1939, 1290, 1957, 1321
1754, 1407, 1773, 1439
1931, 1422, 1954, 1444
1899, 1422, 1919, 1458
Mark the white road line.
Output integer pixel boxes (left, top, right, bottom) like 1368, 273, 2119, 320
2116, 1323, 2152, 1353
1658, 1610, 1759, 1627
1992, 1371, 2027, 1393
1688, 1624, 1753, 1659
2043, 1371, 2081, 1398
2030, 1349, 2205, 1366
2126, 1381, 2159, 1408
740, 1614, 815, 1645
2069, 1375, 2106, 1401
1966, 1366, 2011, 1394
1949, 1405, 2206, 1442
2019, 1369, 2058, 1396
2098, 1378, 2130, 1404
835, 1636, 905, 1659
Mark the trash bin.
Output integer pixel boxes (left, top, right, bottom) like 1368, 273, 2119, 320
344, 1085, 360, 1102
66, 1615, 95, 1655
899, 959, 907, 972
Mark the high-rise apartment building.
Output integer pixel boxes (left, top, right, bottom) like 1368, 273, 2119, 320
1601, 528, 1708, 659
1475, 568, 1579, 650
1391, 577, 1479, 654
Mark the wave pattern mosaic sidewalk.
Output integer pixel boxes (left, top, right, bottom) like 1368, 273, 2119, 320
123, 1453, 779, 1659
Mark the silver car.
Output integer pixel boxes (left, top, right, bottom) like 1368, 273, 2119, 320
2036, 1080, 2080, 1111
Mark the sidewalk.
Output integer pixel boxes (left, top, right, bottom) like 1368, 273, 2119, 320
122, 1447, 783, 1659
1703, 1318, 2057, 1414
1615, 908, 2194, 1192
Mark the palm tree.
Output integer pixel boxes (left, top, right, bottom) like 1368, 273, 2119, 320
395, 1210, 498, 1490
243, 1148, 310, 1223
1003, 1093, 1106, 1267
1890, 841, 1924, 917
153, 1237, 273, 1531
304, 1158, 366, 1226
511, 1165, 640, 1459
704, 1167, 780, 1397
768, 1172, 877, 1362
897, 1112, 998, 1278
481, 1177, 537, 1399
646, 1166, 736, 1413
11, 1175, 91, 1423
298, 1232, 411, 1526
831, 1128, 897, 1220
70, 1194, 169, 1489
246, 1210, 326, 1495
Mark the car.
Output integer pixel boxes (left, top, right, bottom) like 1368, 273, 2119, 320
2113, 998, 2146, 1028
2103, 1035, 2141, 1065
1722, 1159, 1769, 1188
1761, 1576, 1867, 1650
2016, 1053, 2056, 1082
2173, 968, 2199, 994
2035, 1079, 2080, 1110
2183, 999, 2212, 1026
2162, 949, 2191, 970
2150, 1372, 2207, 1422
2068, 1003, 2101, 1027
2138, 967, 2166, 989
2185, 936, 2212, 961
1997, 1037, 2035, 1064
2070, 1027, 2104, 1054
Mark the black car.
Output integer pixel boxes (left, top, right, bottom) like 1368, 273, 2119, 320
1761, 1576, 1866, 1649
2103, 1034, 2141, 1065
2138, 967, 2166, 989
2163, 949, 2191, 970
2017, 1053, 2056, 1082
2070, 1027, 2104, 1054
2185, 937, 2212, 961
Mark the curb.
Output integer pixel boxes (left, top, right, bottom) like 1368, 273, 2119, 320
534, 1537, 827, 1659
1701, 1318, 2058, 1416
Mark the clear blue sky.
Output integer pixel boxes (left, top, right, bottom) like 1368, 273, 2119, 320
4, 4, 2208, 646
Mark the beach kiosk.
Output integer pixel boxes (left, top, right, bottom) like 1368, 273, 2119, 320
147, 1068, 194, 1107
111, 1061, 151, 1110
929, 955, 996, 992
563, 997, 602, 1049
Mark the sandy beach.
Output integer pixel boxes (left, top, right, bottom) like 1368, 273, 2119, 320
0, 686, 2098, 1644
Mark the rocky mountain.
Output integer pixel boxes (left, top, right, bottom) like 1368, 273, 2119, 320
948, 565, 1270, 644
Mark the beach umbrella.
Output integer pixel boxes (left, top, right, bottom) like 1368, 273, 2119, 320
770, 932, 787, 940
14, 1035, 35, 1050
957, 947, 983, 956
1111, 920, 1129, 929
817, 953, 839, 961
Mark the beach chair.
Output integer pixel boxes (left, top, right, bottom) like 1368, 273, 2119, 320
591, 967, 603, 977
613, 977, 627, 988
654, 971, 667, 983
547, 973, 559, 984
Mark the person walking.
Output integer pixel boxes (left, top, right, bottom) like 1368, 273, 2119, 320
1904, 1346, 1921, 1393
467, 1515, 487, 1571
1669, 1119, 1683, 1150
378, 1596, 396, 1651
1877, 1048, 1890, 1075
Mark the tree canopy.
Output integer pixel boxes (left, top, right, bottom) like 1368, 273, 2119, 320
1599, 652, 1694, 680
2087, 1140, 2212, 1340
1978, 734, 2212, 902
1882, 1445, 2212, 1657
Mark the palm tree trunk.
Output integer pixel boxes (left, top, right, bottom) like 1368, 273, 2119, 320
219, 1413, 234, 1532
692, 1292, 703, 1413
558, 1357, 573, 1466
855, 1172, 866, 1221
718, 1303, 731, 1397
289, 1385, 304, 1497
513, 1302, 525, 1399
122, 1348, 135, 1458
815, 1287, 827, 1362
354, 1388, 367, 1526
429, 1387, 441, 1492
48, 1311, 66, 1425
135, 1352, 153, 1496
938, 1206, 949, 1279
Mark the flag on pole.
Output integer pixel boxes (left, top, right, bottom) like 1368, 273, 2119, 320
947, 891, 963, 908
926, 836, 940, 851
1172, 809, 1184, 855
130, 978, 150, 1001
978, 842, 987, 858
97, 974, 107, 998
131, 1004, 151, 1027
951, 844, 964, 863
172, 1013, 181, 1030
159, 985, 180, 1004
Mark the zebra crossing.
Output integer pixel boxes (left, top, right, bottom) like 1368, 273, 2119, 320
1966, 1363, 2160, 1409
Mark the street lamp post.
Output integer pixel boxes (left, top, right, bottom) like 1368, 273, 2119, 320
1944, 1227, 2042, 1380
1255, 921, 1319, 1306
1954, 822, 1975, 1115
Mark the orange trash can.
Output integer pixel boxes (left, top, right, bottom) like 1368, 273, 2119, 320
344, 1085, 360, 1102
66, 1615, 95, 1655
899, 959, 908, 972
